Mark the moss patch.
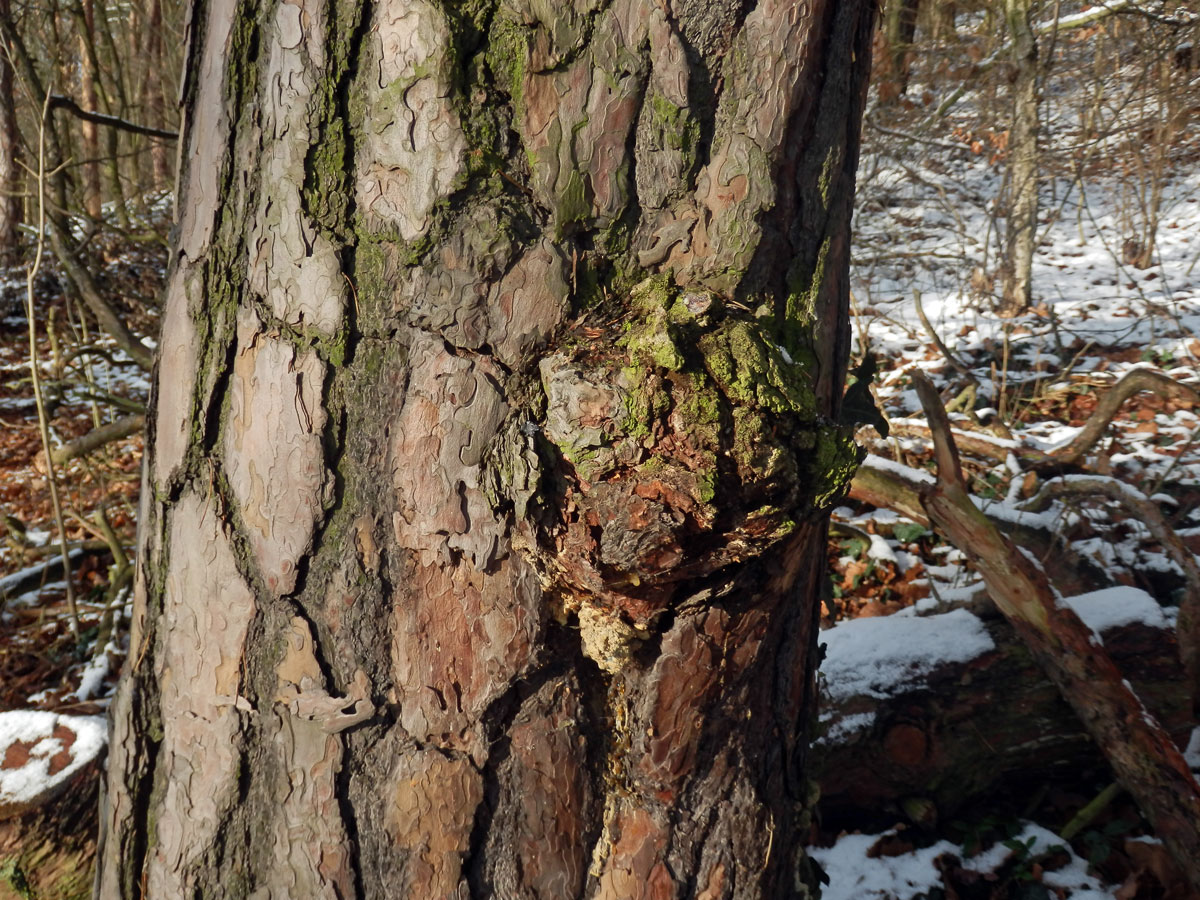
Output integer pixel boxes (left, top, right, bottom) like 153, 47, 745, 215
529, 274, 861, 624
699, 320, 817, 419
619, 274, 686, 371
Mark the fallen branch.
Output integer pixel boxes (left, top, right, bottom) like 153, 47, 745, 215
0, 546, 105, 611
886, 418, 1039, 464
911, 369, 1200, 892
1023, 474, 1200, 713
48, 414, 144, 466
847, 455, 933, 526
885, 367, 1200, 470
849, 455, 1110, 598
1051, 368, 1200, 465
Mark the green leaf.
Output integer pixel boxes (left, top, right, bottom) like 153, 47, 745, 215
892, 522, 928, 543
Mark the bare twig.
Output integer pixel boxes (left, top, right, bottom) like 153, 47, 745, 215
927, 0, 1135, 119
913, 288, 973, 377
25, 87, 79, 639
47, 93, 178, 141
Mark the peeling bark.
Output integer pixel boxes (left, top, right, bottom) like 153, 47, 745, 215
99, 0, 877, 897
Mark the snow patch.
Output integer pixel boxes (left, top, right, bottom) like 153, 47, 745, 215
1062, 586, 1168, 634
820, 608, 995, 703
0, 711, 107, 812
810, 823, 1112, 900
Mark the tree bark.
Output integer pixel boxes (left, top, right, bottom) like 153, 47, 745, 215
98, 1, 876, 897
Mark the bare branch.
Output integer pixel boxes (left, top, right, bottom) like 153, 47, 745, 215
47, 94, 178, 141
48, 414, 144, 465
910, 369, 1200, 890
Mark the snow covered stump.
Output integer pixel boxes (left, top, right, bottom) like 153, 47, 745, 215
0, 711, 106, 820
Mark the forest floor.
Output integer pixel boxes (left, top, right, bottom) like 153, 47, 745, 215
2, 36, 1200, 900
806, 44, 1200, 900
0, 220, 160, 717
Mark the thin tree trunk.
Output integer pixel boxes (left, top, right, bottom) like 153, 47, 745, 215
882, 0, 922, 97
99, 1, 877, 897
142, 0, 168, 190
0, 0, 20, 261
1001, 0, 1039, 315
933, 1, 957, 43
78, 0, 102, 220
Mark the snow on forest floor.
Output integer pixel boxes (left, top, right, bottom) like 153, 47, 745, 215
0, 224, 159, 719
806, 37, 1200, 899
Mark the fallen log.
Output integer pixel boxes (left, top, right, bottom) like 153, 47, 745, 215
0, 760, 98, 900
911, 369, 1200, 892
812, 590, 1192, 826
849, 454, 1112, 598
884, 367, 1200, 471
0, 711, 105, 899
0, 544, 112, 612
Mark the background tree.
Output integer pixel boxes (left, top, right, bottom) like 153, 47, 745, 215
1000, 0, 1039, 315
878, 0, 923, 101
0, 0, 183, 360
0, 0, 20, 262
97, 0, 877, 897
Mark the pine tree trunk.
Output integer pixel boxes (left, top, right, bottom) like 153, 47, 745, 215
98, 1, 876, 897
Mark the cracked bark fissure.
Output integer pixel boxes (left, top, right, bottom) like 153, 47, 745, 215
98, 0, 876, 897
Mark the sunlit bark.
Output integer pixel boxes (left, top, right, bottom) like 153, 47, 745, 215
99, 1, 876, 897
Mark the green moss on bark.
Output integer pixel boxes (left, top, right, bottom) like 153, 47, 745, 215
485, 14, 528, 117
699, 320, 817, 419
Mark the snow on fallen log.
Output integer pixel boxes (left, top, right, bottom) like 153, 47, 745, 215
0, 711, 107, 820
819, 607, 995, 705
813, 588, 1191, 823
